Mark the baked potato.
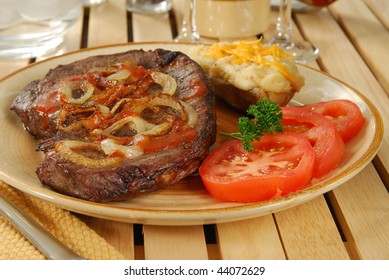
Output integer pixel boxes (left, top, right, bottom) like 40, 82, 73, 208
190, 40, 305, 111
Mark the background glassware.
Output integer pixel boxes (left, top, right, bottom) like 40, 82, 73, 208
0, 0, 82, 60
83, 0, 106, 6
296, 0, 336, 7
270, 0, 336, 13
267, 0, 319, 63
196, 0, 270, 42
126, 0, 172, 14
174, 0, 200, 42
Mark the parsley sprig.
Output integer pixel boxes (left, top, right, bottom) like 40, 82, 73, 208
220, 99, 284, 151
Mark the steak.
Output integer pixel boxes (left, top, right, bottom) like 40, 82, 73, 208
11, 49, 217, 202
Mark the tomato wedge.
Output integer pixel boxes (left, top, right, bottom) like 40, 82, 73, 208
199, 134, 315, 203
303, 100, 365, 143
281, 106, 345, 178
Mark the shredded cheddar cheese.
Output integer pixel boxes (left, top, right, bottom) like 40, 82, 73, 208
201, 40, 298, 90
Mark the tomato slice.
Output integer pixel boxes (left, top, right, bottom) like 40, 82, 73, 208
281, 106, 345, 178
199, 134, 315, 203
303, 100, 365, 143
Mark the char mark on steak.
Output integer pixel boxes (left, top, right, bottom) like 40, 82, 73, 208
11, 49, 217, 202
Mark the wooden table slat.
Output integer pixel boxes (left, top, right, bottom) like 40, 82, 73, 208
143, 225, 208, 260
275, 197, 350, 260
88, 0, 128, 47
330, 0, 389, 96
329, 165, 389, 259
216, 215, 286, 260
132, 13, 173, 42
62, 8, 85, 54
364, 0, 389, 30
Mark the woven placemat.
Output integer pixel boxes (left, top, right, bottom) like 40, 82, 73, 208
0, 181, 124, 260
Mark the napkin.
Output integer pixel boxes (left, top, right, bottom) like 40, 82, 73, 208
0, 181, 124, 260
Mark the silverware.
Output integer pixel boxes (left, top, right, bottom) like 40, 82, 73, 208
0, 192, 85, 260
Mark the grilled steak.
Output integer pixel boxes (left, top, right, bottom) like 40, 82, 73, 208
11, 49, 217, 202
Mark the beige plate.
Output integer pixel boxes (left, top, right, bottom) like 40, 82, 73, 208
0, 43, 383, 225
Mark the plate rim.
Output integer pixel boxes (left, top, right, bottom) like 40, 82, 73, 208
0, 42, 384, 225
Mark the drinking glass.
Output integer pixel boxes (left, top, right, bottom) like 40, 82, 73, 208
126, 0, 172, 14
0, 0, 82, 60
174, 0, 200, 42
268, 0, 319, 63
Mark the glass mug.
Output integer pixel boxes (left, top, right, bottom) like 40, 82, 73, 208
196, 0, 270, 41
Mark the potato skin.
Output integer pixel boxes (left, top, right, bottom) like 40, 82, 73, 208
210, 76, 296, 112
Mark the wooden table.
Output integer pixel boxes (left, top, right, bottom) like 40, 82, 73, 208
0, 0, 388, 260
